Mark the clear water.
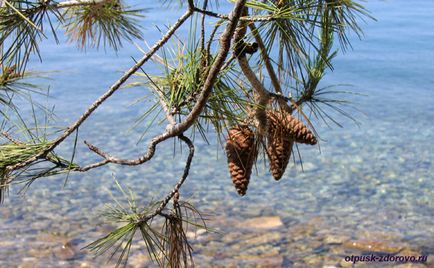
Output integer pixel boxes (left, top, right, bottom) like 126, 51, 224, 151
0, 1, 433, 267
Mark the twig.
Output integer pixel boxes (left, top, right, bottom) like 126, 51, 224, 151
249, 23, 292, 113
78, 159, 110, 172
139, 135, 194, 223
1, 131, 21, 144
193, 7, 229, 20
206, 19, 224, 55
233, 10, 270, 134
157, 92, 177, 127
220, 54, 236, 71
200, 0, 209, 53
80, 133, 169, 166
194, 7, 279, 22
54, 0, 107, 9
187, 0, 194, 10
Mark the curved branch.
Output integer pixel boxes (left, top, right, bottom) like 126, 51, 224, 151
80, 132, 170, 167
140, 134, 194, 223
7, 9, 193, 172
78, 159, 110, 172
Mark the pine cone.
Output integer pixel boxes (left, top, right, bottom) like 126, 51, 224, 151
267, 110, 317, 145
225, 126, 256, 196
267, 120, 294, 180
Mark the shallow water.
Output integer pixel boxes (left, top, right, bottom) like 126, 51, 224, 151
1, 0, 433, 267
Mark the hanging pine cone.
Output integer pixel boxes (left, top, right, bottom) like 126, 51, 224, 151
267, 119, 294, 181
225, 126, 257, 196
267, 110, 317, 145
266, 110, 317, 180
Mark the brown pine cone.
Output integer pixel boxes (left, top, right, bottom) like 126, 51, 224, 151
225, 126, 257, 196
267, 120, 294, 180
267, 110, 317, 145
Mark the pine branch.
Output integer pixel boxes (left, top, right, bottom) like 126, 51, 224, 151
74, 0, 247, 170
233, 8, 270, 135
9, 0, 246, 175
291, 0, 336, 112
63, 0, 144, 50
85, 135, 197, 267
6, 8, 194, 172
249, 22, 292, 114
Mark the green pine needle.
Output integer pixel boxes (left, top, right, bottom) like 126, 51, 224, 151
64, 0, 144, 50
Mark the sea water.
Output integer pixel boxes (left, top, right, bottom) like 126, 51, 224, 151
0, 0, 433, 267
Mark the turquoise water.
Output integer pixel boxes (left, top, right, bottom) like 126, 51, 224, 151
1, 1, 433, 267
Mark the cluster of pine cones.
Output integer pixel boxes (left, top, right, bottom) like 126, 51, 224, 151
225, 110, 317, 196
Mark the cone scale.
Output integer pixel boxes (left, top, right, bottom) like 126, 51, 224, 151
267, 121, 294, 181
267, 110, 317, 145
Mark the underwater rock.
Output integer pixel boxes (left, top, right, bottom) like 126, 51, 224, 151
340, 258, 359, 268
287, 223, 316, 242
18, 260, 40, 268
221, 231, 245, 244
53, 242, 77, 260
186, 228, 207, 241
343, 239, 403, 254
241, 232, 282, 247
237, 216, 283, 230
36, 232, 68, 244
394, 264, 427, 268
28, 247, 51, 258
399, 248, 423, 257
100, 265, 118, 268
200, 246, 219, 257
303, 254, 324, 267
0, 240, 17, 247
322, 255, 344, 268
79, 262, 94, 268
427, 254, 434, 265
323, 234, 349, 245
